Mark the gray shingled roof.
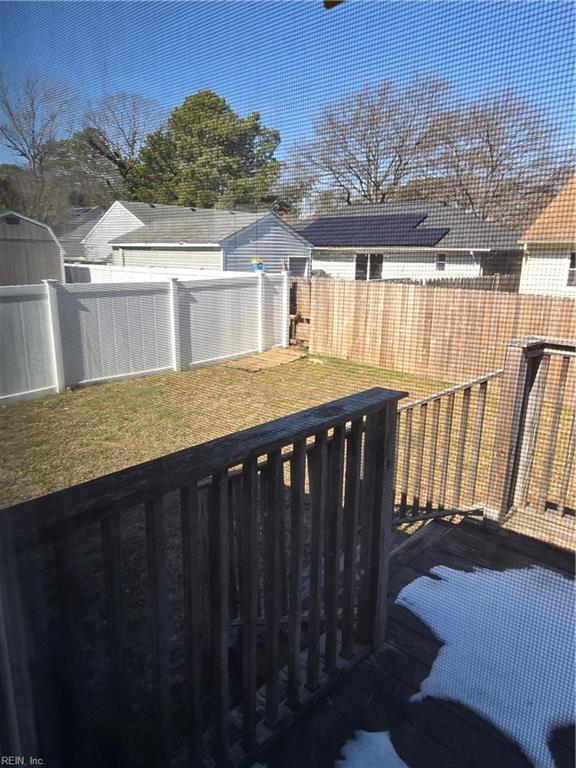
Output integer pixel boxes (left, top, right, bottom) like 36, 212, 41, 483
300, 201, 520, 250
53, 207, 106, 260
112, 205, 269, 245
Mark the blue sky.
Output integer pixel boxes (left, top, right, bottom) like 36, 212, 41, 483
1, 0, 574, 161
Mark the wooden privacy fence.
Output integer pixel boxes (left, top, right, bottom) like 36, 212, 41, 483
294, 278, 576, 387
378, 273, 521, 292
0, 388, 404, 768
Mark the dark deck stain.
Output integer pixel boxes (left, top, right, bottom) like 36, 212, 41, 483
260, 519, 574, 768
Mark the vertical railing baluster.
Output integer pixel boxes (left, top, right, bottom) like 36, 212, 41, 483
341, 419, 363, 659
453, 388, 471, 508
438, 393, 455, 512
287, 440, 306, 709
400, 409, 412, 515
207, 471, 230, 766
426, 399, 440, 514
180, 484, 204, 766
228, 476, 240, 620
557, 409, 575, 518
324, 425, 345, 675
145, 497, 172, 763
538, 356, 571, 514
467, 382, 488, 506
306, 432, 327, 691
263, 450, 283, 728
239, 458, 258, 750
101, 513, 129, 764
411, 403, 427, 515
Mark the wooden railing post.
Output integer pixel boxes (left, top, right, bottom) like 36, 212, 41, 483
485, 337, 546, 524
360, 398, 401, 649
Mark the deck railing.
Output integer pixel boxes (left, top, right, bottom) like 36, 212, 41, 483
486, 336, 576, 523
0, 387, 405, 768
394, 369, 503, 524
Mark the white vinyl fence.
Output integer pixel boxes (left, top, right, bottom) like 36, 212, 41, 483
65, 263, 248, 284
0, 273, 288, 404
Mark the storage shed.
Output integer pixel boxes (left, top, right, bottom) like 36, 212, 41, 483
0, 210, 64, 286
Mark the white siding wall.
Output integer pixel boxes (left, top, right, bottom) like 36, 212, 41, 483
84, 202, 143, 262
519, 248, 576, 297
312, 250, 482, 280
223, 214, 311, 273
113, 246, 223, 269
0, 216, 63, 285
312, 252, 356, 279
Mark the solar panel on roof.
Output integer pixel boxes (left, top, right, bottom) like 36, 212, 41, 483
301, 214, 449, 247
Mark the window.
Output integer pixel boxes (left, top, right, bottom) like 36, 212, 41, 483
5, 215, 20, 226
568, 253, 576, 287
436, 253, 447, 271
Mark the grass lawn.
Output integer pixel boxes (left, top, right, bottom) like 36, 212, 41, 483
0, 354, 449, 509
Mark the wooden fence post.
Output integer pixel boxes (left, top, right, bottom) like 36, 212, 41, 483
43, 279, 65, 393
485, 338, 545, 524
169, 278, 182, 371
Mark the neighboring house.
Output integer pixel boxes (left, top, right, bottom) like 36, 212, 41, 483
53, 206, 106, 261
519, 176, 576, 297
85, 200, 312, 274
299, 201, 522, 280
0, 210, 64, 285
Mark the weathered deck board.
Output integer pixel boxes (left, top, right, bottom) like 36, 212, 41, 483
262, 518, 574, 768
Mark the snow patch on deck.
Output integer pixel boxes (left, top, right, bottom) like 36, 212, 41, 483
338, 565, 574, 768
397, 565, 574, 768
337, 730, 408, 768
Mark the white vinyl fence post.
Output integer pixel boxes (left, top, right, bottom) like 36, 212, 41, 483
257, 272, 264, 353
282, 270, 289, 348
43, 279, 66, 393
169, 278, 182, 371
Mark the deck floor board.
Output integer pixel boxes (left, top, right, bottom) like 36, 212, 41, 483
260, 519, 575, 768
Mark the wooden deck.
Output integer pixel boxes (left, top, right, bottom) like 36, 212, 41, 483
259, 519, 574, 768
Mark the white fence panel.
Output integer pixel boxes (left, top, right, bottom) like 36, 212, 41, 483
65, 263, 246, 284
0, 273, 288, 404
179, 277, 260, 366
58, 283, 173, 385
262, 273, 288, 350
0, 284, 55, 403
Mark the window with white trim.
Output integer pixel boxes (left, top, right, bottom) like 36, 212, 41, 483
436, 253, 447, 272
568, 253, 576, 287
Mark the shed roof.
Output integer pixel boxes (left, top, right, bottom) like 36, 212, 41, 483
111, 207, 269, 245
522, 176, 576, 243
300, 201, 520, 250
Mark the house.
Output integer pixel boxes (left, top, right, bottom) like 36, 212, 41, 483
0, 210, 64, 285
299, 201, 522, 280
84, 200, 312, 275
519, 176, 576, 296
53, 206, 106, 262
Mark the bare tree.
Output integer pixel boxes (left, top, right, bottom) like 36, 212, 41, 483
292, 76, 450, 206
82, 92, 166, 179
430, 91, 572, 228
0, 71, 78, 221
0, 71, 77, 173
